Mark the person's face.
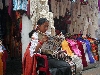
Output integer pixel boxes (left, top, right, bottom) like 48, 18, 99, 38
38, 21, 49, 33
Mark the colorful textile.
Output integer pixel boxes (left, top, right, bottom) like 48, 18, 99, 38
1, 50, 8, 74
22, 43, 37, 75
13, 0, 28, 11
88, 38, 99, 61
62, 40, 74, 56
77, 41, 87, 67
84, 40, 95, 63
98, 0, 100, 11
23, 33, 72, 75
77, 38, 95, 63
66, 39, 82, 57
52, 50, 76, 75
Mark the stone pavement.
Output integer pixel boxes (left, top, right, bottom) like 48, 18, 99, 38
82, 67, 100, 75
82, 61, 100, 75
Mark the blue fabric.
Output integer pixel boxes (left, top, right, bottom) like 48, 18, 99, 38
13, 0, 28, 11
84, 39, 95, 63
77, 37, 95, 63
2, 45, 6, 50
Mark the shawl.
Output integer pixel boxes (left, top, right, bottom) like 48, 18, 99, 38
23, 43, 37, 75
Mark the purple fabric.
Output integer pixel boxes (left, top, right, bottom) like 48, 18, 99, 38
80, 0, 83, 2
8, 0, 13, 18
98, 0, 100, 11
67, 39, 82, 57
27, 0, 30, 17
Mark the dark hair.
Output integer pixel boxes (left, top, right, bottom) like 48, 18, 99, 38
29, 30, 36, 38
29, 18, 49, 38
37, 18, 49, 25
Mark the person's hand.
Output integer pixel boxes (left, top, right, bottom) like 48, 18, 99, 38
41, 35, 48, 42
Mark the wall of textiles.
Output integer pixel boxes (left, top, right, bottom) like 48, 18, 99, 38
48, 0, 99, 39
0, 0, 26, 58
3, 0, 30, 59
0, 10, 22, 58
69, 0, 98, 38
9, 11, 22, 58
48, 0, 71, 35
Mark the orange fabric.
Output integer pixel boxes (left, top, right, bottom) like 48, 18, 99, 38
87, 38, 99, 61
0, 52, 3, 75
20, 20, 22, 32
61, 40, 74, 56
23, 44, 37, 75
1, 50, 8, 74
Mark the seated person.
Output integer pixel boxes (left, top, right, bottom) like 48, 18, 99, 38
23, 18, 72, 75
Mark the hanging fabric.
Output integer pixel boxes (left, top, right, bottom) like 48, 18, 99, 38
13, 0, 28, 11
98, 0, 100, 11
27, 0, 30, 17
0, 0, 3, 10
8, 0, 13, 18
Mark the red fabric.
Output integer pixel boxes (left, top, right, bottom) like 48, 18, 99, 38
80, 0, 84, 2
35, 54, 51, 75
77, 41, 88, 67
55, 30, 61, 35
22, 43, 37, 75
1, 50, 8, 72
20, 21, 22, 32
27, 0, 30, 17
66, 20, 71, 24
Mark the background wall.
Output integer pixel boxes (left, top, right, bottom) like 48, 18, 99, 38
22, 14, 32, 59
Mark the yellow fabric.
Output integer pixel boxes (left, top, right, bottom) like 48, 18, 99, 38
0, 52, 3, 75
61, 40, 74, 56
